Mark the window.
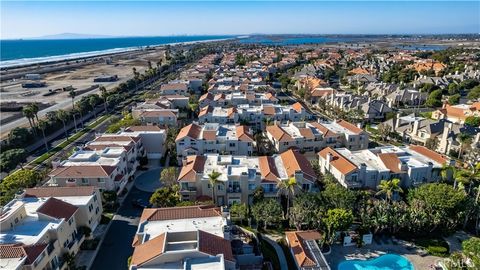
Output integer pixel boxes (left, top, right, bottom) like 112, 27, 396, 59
217, 184, 224, 191
207, 184, 211, 188
229, 143, 236, 147
302, 184, 310, 191
81, 178, 89, 184
93, 195, 97, 202
98, 178, 105, 183
68, 218, 73, 226
248, 183, 256, 191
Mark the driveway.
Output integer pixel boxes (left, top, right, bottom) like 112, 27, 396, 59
134, 167, 163, 192
90, 187, 152, 270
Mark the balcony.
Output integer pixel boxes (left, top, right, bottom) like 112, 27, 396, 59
180, 187, 197, 192
227, 187, 241, 193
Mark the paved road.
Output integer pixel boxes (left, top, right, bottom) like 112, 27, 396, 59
91, 187, 152, 270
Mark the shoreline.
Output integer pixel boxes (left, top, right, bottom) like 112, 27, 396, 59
0, 36, 240, 69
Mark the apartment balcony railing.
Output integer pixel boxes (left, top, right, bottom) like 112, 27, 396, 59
227, 187, 241, 193
180, 187, 197, 192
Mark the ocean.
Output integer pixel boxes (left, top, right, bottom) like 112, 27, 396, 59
0, 35, 233, 67
239, 36, 352, 45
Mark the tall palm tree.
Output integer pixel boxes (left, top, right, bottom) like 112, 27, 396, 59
89, 96, 98, 119
69, 89, 78, 130
99, 86, 108, 113
376, 178, 403, 202
208, 170, 222, 205
37, 119, 49, 151
22, 106, 36, 133
30, 103, 40, 123
276, 177, 300, 219
56, 109, 69, 139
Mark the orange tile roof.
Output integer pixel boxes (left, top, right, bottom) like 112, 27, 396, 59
37, 197, 78, 220
49, 165, 116, 178
140, 205, 221, 223
24, 186, 96, 198
292, 102, 305, 113
280, 149, 316, 181
140, 110, 177, 118
266, 125, 293, 142
178, 156, 206, 182
198, 105, 213, 117
285, 231, 322, 268
95, 135, 140, 143
409, 145, 449, 165
349, 67, 370, 75
298, 128, 315, 140
125, 126, 164, 132
131, 233, 166, 266
236, 126, 254, 142
263, 106, 276, 115
336, 119, 363, 134
199, 92, 213, 102
176, 123, 202, 142
0, 244, 48, 265
318, 147, 357, 175
258, 156, 280, 183
198, 230, 235, 262
378, 153, 404, 173
202, 130, 217, 141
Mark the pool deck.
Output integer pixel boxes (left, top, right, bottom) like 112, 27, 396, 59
325, 240, 443, 270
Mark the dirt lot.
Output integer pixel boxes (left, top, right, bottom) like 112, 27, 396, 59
0, 49, 165, 106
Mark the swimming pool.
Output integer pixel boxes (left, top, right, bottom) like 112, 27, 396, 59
338, 254, 414, 270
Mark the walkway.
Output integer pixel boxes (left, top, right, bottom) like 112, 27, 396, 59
263, 234, 288, 270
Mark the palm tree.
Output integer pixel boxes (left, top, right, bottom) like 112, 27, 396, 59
22, 106, 36, 134
56, 109, 69, 139
69, 89, 78, 131
276, 177, 300, 219
376, 178, 403, 202
37, 119, 49, 151
440, 164, 454, 182
99, 86, 108, 113
89, 96, 98, 119
30, 103, 40, 123
208, 170, 222, 205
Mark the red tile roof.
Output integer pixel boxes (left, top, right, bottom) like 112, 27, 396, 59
336, 119, 363, 134
131, 233, 166, 266
37, 197, 78, 220
292, 102, 305, 113
0, 244, 48, 265
318, 147, 357, 175
378, 153, 404, 173
140, 205, 221, 223
409, 145, 449, 165
198, 230, 235, 262
280, 149, 316, 181
24, 186, 96, 198
266, 125, 293, 142
285, 231, 322, 268
258, 156, 280, 183
49, 165, 116, 178
176, 123, 203, 142
236, 126, 254, 142
178, 156, 206, 182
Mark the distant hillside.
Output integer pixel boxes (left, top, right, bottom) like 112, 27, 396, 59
29, 33, 114, 40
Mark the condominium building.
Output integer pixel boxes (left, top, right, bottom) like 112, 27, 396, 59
178, 149, 316, 206
432, 102, 480, 124
0, 186, 102, 270
175, 123, 255, 163
285, 231, 330, 270
199, 92, 278, 108
130, 205, 235, 270
132, 108, 179, 126
49, 147, 133, 192
318, 145, 453, 189
198, 102, 309, 130
159, 82, 189, 96
266, 120, 369, 153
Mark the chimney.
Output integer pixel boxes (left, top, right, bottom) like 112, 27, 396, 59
326, 152, 333, 169
412, 119, 420, 135
395, 113, 402, 129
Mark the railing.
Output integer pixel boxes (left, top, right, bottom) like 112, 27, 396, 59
228, 187, 241, 193
181, 187, 197, 192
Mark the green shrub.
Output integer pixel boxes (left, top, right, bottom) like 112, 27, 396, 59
427, 246, 449, 257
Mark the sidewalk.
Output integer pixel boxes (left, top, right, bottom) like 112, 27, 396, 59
263, 234, 288, 270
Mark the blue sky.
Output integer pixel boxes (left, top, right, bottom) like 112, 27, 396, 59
1, 1, 479, 39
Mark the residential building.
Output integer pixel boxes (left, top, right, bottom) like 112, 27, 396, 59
318, 145, 453, 189
132, 108, 179, 126
175, 123, 255, 163
285, 231, 330, 270
178, 149, 316, 205
385, 89, 427, 106
432, 102, 480, 124
21, 186, 103, 232
0, 195, 88, 270
130, 205, 236, 270
266, 120, 369, 153
159, 82, 189, 96
199, 92, 278, 108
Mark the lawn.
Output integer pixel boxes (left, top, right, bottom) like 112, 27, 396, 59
259, 238, 280, 270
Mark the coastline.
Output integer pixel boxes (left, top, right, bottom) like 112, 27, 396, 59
0, 36, 240, 69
